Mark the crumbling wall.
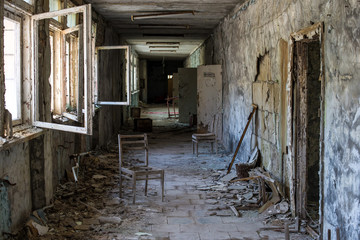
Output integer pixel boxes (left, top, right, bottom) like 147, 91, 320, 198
0, 143, 32, 233
186, 0, 360, 238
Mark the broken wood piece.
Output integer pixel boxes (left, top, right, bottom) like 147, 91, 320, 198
284, 223, 289, 240
226, 104, 258, 174
230, 206, 241, 217
237, 205, 259, 210
306, 225, 319, 239
250, 168, 276, 183
336, 228, 340, 240
258, 200, 274, 214
230, 175, 261, 183
259, 226, 295, 231
78, 201, 102, 214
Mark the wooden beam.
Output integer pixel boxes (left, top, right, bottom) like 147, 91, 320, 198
226, 104, 258, 174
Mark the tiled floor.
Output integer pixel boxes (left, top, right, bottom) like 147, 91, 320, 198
116, 106, 298, 240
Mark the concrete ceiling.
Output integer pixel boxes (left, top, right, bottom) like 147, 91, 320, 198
85, 0, 245, 60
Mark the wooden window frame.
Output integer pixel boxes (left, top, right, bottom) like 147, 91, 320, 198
31, 4, 93, 135
94, 45, 130, 106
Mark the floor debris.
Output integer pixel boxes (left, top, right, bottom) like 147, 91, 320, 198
15, 105, 313, 240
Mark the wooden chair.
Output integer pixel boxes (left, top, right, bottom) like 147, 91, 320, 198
192, 114, 220, 157
118, 133, 164, 204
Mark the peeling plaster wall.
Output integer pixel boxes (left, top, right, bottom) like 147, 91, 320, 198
0, 143, 32, 233
186, 0, 360, 238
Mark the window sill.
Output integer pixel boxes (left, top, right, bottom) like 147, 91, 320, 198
0, 125, 45, 151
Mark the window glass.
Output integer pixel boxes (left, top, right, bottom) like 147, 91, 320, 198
4, 18, 21, 122
67, 14, 77, 27
49, 0, 60, 21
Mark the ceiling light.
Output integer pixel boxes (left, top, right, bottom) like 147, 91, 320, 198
139, 24, 190, 29
149, 46, 179, 49
131, 11, 195, 21
143, 34, 184, 37
146, 42, 180, 45
150, 50, 177, 53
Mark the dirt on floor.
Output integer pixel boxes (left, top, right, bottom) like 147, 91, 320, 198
19, 105, 312, 240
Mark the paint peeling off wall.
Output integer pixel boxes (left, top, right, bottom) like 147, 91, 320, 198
186, 0, 360, 238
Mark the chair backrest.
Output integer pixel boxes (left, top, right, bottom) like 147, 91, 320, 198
118, 133, 149, 168
209, 113, 222, 136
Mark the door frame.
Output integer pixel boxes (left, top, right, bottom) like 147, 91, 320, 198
287, 22, 325, 233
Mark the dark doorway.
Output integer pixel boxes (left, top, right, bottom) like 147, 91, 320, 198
293, 37, 322, 224
147, 60, 183, 103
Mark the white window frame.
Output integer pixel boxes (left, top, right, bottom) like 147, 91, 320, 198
31, 5, 93, 135
94, 45, 130, 106
4, 14, 22, 125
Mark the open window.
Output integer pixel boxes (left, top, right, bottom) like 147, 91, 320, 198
94, 46, 130, 105
31, 5, 93, 135
4, 15, 22, 126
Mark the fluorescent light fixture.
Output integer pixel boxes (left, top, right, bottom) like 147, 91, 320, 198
149, 46, 179, 49
139, 24, 190, 29
143, 34, 184, 37
146, 42, 180, 45
150, 50, 177, 53
131, 11, 195, 21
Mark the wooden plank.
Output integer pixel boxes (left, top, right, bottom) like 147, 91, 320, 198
306, 225, 319, 239
120, 134, 146, 138
229, 176, 261, 183
258, 201, 273, 214
227, 104, 258, 174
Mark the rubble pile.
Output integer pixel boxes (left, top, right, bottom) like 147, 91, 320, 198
22, 151, 151, 240
197, 167, 311, 235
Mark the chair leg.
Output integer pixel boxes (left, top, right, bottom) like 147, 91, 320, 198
211, 142, 214, 153
192, 140, 194, 154
161, 170, 165, 202
196, 141, 199, 157
215, 140, 218, 155
145, 173, 148, 196
119, 174, 123, 198
133, 175, 137, 204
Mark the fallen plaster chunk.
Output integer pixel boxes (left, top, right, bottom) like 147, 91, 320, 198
219, 171, 237, 182
31, 221, 49, 236
0, 137, 7, 145
92, 174, 107, 180
205, 199, 219, 204
135, 232, 152, 237
98, 216, 122, 224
